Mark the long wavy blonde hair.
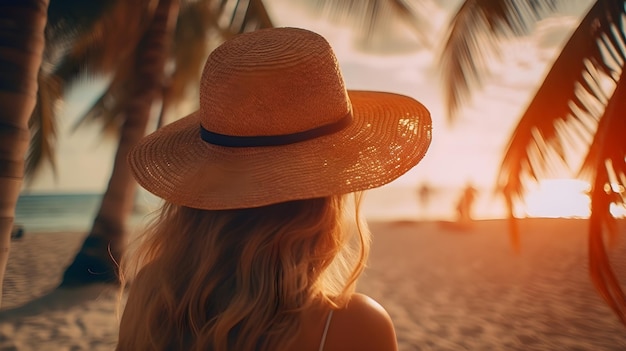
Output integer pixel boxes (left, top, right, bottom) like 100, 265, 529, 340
117, 193, 370, 351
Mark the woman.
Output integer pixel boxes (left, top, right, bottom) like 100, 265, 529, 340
118, 27, 431, 351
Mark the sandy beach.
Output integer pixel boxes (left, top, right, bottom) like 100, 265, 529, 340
1, 218, 626, 350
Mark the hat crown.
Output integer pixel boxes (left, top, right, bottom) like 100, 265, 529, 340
199, 28, 351, 137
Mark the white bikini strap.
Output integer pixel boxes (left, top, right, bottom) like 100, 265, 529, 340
319, 309, 334, 351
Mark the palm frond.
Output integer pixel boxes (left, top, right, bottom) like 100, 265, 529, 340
215, 0, 273, 33
159, 0, 234, 127
43, 0, 115, 71
25, 74, 62, 183
498, 0, 625, 200
44, 0, 156, 93
581, 72, 626, 203
304, 0, 435, 49
46, 0, 116, 41
440, 0, 561, 119
494, 0, 626, 324
24, 0, 147, 180
158, 1, 214, 127
24, 0, 157, 181
70, 56, 135, 138
158, 0, 274, 127
584, 71, 626, 325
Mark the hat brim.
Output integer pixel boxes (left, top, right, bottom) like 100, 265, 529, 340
128, 91, 432, 210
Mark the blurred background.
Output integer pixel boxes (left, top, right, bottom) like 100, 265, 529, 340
15, 0, 625, 231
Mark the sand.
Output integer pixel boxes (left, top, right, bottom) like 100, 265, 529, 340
1, 218, 626, 350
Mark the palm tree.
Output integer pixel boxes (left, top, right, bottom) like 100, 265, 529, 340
0, 0, 49, 307
439, 0, 626, 324
17, 0, 184, 287
58, 0, 183, 285
0, 0, 124, 306
23, 0, 274, 286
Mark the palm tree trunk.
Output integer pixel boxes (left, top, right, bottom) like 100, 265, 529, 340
61, 0, 180, 286
0, 0, 48, 305
588, 172, 626, 325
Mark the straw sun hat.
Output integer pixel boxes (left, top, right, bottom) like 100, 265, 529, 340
128, 27, 432, 210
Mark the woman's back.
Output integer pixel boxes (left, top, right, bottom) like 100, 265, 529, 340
288, 294, 398, 351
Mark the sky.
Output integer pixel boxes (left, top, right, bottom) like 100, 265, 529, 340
21, 0, 596, 219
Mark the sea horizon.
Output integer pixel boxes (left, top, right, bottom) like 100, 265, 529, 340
14, 183, 589, 233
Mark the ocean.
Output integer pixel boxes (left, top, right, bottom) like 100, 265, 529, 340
15, 193, 102, 233
14, 185, 509, 233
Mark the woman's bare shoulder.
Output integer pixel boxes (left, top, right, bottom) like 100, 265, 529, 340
327, 293, 398, 351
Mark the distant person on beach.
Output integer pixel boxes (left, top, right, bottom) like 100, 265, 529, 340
416, 182, 432, 208
456, 183, 478, 224
116, 28, 431, 351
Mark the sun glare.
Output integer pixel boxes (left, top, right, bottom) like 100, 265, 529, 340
610, 203, 626, 218
524, 179, 590, 218
523, 179, 626, 218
